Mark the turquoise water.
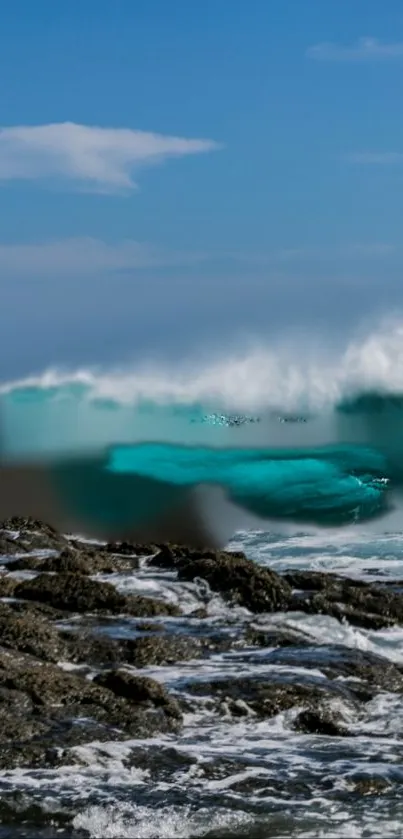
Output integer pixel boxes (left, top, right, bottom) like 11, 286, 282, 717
2, 377, 403, 536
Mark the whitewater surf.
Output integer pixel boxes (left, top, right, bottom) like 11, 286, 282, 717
1, 323, 403, 545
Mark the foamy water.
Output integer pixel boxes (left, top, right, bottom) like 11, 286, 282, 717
1, 322, 403, 835
0, 527, 402, 839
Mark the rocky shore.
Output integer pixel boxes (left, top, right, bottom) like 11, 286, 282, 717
0, 515, 402, 786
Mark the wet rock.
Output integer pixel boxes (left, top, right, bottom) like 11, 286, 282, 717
0, 796, 78, 834
284, 571, 344, 592
244, 626, 311, 648
8, 546, 139, 575
69, 538, 157, 557
350, 777, 392, 795
14, 572, 179, 617
62, 627, 195, 669
104, 541, 157, 557
0, 574, 19, 598
148, 544, 245, 570
15, 572, 125, 613
0, 603, 64, 661
7, 599, 67, 621
122, 744, 194, 781
148, 544, 209, 568
184, 673, 353, 719
0, 535, 22, 556
199, 631, 239, 655
7, 553, 82, 574
176, 551, 292, 613
0, 648, 182, 769
285, 571, 403, 629
94, 669, 181, 720
189, 606, 209, 619
124, 594, 180, 618
0, 518, 68, 552
0, 743, 70, 771
302, 595, 395, 631
61, 630, 122, 667
293, 708, 349, 736
254, 644, 403, 694
118, 634, 201, 668
0, 708, 49, 744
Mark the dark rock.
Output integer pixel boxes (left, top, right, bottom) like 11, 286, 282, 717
189, 607, 209, 619
293, 708, 349, 737
122, 744, 195, 781
61, 630, 122, 667
0, 647, 182, 769
0, 603, 64, 661
105, 541, 157, 557
124, 594, 180, 618
184, 673, 353, 719
199, 632, 239, 655
284, 571, 344, 592
286, 570, 403, 629
118, 635, 201, 668
0, 518, 68, 552
62, 628, 196, 669
94, 669, 181, 719
8, 546, 139, 575
1, 517, 58, 534
7, 553, 83, 574
0, 708, 49, 743
0, 536, 22, 556
244, 626, 311, 648
69, 538, 157, 557
148, 544, 246, 570
14, 572, 179, 617
0, 742, 70, 771
176, 551, 292, 613
148, 544, 211, 569
0, 574, 19, 598
302, 594, 396, 631
7, 599, 67, 621
253, 644, 403, 694
15, 572, 125, 613
0, 685, 33, 713
351, 777, 392, 795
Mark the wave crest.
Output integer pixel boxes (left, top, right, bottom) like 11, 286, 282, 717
2, 320, 403, 413
1, 320, 403, 543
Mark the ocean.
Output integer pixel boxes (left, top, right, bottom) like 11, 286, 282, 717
0, 325, 403, 837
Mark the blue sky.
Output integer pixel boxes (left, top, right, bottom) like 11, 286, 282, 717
1, 0, 403, 377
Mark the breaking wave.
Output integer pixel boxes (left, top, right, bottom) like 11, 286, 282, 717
2, 321, 403, 542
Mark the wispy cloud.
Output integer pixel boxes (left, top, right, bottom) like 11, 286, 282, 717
273, 243, 396, 261
0, 237, 207, 275
306, 37, 403, 62
0, 238, 396, 278
346, 151, 403, 164
223, 243, 397, 266
0, 122, 221, 194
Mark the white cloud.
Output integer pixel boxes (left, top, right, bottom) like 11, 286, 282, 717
0, 237, 207, 275
346, 152, 403, 164
0, 122, 221, 193
306, 37, 403, 62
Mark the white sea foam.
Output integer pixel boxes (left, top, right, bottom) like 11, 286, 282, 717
230, 529, 403, 581
3, 318, 403, 412
72, 803, 253, 838
1, 525, 403, 837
